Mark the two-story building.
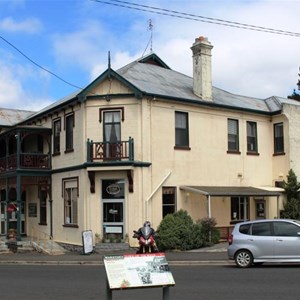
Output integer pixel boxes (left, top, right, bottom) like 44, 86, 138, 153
1, 36, 296, 246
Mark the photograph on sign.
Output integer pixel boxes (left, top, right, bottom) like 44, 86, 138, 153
82, 230, 93, 254
104, 253, 175, 290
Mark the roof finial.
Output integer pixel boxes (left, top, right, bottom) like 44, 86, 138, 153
108, 51, 111, 69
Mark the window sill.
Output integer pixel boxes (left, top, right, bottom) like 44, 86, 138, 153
246, 152, 259, 156
63, 224, 79, 228
227, 150, 241, 155
64, 149, 74, 154
174, 146, 191, 150
38, 223, 47, 226
273, 152, 285, 156
52, 152, 61, 157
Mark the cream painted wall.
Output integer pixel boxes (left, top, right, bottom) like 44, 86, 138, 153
24, 75, 294, 246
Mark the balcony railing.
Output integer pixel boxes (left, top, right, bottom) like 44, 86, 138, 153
0, 153, 50, 173
87, 138, 134, 162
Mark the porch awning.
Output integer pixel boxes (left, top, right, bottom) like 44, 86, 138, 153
179, 186, 282, 197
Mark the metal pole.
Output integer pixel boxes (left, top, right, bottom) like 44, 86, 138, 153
163, 286, 170, 300
105, 278, 112, 300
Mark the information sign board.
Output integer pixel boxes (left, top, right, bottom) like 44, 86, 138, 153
104, 253, 175, 290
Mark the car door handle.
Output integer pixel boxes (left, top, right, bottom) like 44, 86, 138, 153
276, 239, 283, 242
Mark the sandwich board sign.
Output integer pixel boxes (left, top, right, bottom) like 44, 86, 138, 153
82, 230, 93, 254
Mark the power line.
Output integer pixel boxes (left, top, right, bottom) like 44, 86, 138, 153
0, 35, 83, 90
91, 0, 300, 37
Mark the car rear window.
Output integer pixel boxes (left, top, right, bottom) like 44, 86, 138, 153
239, 224, 251, 235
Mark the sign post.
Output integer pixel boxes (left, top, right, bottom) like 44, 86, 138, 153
103, 253, 175, 299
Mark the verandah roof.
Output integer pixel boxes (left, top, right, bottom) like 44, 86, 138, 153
179, 186, 282, 197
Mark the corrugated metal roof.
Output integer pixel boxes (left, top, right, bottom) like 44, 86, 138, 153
0, 108, 35, 127
180, 186, 281, 196
117, 60, 282, 113
2, 53, 294, 127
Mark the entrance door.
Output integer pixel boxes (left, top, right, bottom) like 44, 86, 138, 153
0, 202, 6, 235
102, 180, 124, 241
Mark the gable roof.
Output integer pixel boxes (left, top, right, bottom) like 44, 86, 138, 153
7, 52, 293, 126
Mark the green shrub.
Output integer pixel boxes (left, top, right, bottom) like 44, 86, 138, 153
197, 217, 220, 246
156, 210, 203, 251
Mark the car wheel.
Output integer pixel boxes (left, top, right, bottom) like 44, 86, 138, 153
235, 250, 253, 268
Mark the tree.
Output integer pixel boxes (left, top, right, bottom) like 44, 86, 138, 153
287, 67, 300, 101
287, 89, 300, 101
281, 169, 300, 219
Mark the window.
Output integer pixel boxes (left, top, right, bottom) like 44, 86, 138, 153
231, 197, 249, 222
53, 119, 61, 154
39, 188, 47, 225
65, 113, 74, 152
239, 224, 251, 235
274, 122, 284, 154
227, 119, 239, 152
247, 121, 258, 153
63, 178, 78, 226
162, 187, 176, 217
252, 222, 272, 236
175, 111, 189, 148
273, 221, 300, 237
103, 111, 121, 159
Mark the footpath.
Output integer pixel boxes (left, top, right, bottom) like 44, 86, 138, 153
0, 242, 231, 266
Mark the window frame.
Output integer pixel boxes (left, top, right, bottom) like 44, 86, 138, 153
39, 188, 47, 225
162, 187, 177, 218
53, 118, 61, 155
175, 111, 190, 149
274, 122, 284, 155
62, 177, 79, 227
230, 196, 249, 224
246, 121, 258, 154
227, 118, 240, 154
65, 113, 74, 153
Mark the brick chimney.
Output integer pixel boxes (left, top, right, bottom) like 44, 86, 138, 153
190, 36, 213, 100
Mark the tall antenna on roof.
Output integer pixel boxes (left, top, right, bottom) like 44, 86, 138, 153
142, 19, 154, 57
149, 19, 153, 52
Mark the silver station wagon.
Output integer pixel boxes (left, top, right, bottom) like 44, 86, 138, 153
228, 219, 300, 268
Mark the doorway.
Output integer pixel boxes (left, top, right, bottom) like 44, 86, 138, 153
102, 179, 124, 241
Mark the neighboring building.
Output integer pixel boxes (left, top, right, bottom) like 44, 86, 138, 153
1, 36, 297, 246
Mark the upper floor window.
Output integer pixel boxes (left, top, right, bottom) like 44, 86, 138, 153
175, 111, 189, 149
228, 119, 239, 153
104, 111, 121, 143
63, 177, 78, 226
53, 118, 61, 155
65, 113, 74, 152
247, 121, 258, 154
274, 122, 284, 154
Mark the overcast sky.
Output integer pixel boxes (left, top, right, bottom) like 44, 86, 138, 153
0, 0, 299, 111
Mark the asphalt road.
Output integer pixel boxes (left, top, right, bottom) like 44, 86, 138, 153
1, 264, 300, 300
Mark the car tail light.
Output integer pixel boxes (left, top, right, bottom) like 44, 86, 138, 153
228, 233, 233, 245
